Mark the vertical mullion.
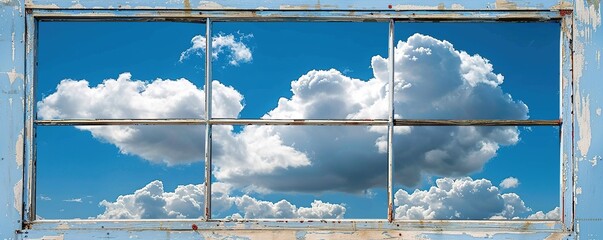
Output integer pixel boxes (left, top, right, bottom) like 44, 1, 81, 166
204, 18, 213, 221
24, 14, 38, 223
387, 19, 395, 223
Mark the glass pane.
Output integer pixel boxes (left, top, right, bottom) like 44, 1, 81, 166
393, 126, 559, 220
36, 125, 206, 219
211, 22, 388, 119
393, 23, 559, 120
211, 125, 387, 219
36, 21, 206, 120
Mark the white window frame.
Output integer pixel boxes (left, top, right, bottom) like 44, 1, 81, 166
20, 8, 575, 238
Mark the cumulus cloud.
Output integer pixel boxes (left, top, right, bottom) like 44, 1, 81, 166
97, 180, 345, 219
394, 177, 530, 220
499, 177, 520, 189
37, 73, 243, 165
39, 33, 529, 192
179, 33, 253, 65
527, 207, 560, 220
215, 33, 527, 191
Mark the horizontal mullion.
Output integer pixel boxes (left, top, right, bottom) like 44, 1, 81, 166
35, 119, 207, 126
209, 119, 389, 126
34, 119, 561, 126
394, 119, 561, 126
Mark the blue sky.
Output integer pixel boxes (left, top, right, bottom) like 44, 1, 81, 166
35, 21, 560, 220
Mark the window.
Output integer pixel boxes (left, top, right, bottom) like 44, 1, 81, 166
23, 8, 573, 236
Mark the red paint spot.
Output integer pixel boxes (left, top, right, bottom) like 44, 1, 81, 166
560, 10, 572, 17
388, 4, 393, 9
192, 224, 198, 230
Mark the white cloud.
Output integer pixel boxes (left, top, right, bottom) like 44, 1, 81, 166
527, 207, 560, 220
216, 33, 527, 191
97, 180, 345, 219
500, 177, 520, 189
37, 73, 243, 165
64, 198, 83, 203
39, 33, 529, 193
394, 177, 530, 220
179, 33, 253, 65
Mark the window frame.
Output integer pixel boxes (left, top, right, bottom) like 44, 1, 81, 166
22, 8, 574, 235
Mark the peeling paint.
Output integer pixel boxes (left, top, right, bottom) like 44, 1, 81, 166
576, 0, 602, 30
55, 223, 70, 230
5, 68, 24, 84
392, 4, 438, 10
576, 187, 583, 195
576, 94, 591, 156
597, 50, 601, 68
40, 235, 64, 240
451, 4, 465, 10
12, 31, 15, 61
495, 0, 518, 10
13, 179, 22, 216
16, 130, 23, 169
68, 3, 83, 8
25, 3, 59, 8
545, 232, 572, 239
552, 1, 574, 10
198, 1, 224, 9
596, 107, 602, 116
590, 155, 602, 166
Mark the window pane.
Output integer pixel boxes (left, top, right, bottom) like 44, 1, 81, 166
37, 21, 206, 120
36, 125, 206, 219
211, 125, 387, 219
393, 23, 559, 120
393, 126, 560, 220
211, 22, 388, 119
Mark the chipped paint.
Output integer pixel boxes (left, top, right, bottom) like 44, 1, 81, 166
596, 107, 602, 116
68, 3, 83, 8
55, 223, 70, 230
16, 130, 23, 169
597, 50, 601, 68
14, 179, 22, 215
392, 5, 439, 10
590, 156, 602, 166
198, 1, 224, 9
40, 235, 64, 240
545, 232, 572, 239
576, 187, 583, 195
576, 94, 591, 156
495, 0, 518, 10
12, 31, 15, 61
576, 0, 602, 29
5, 68, 24, 84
